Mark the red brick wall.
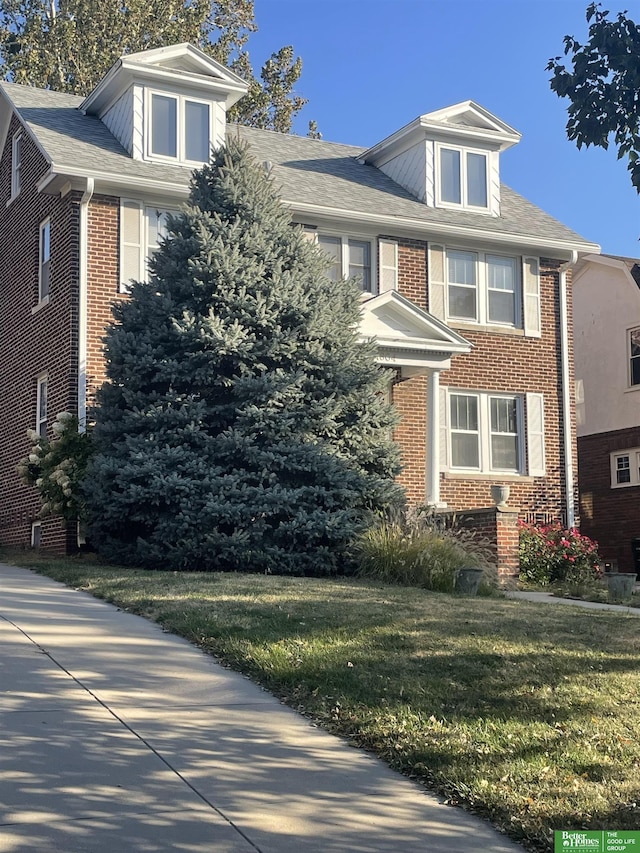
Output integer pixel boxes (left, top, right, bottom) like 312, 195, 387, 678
440, 261, 575, 520
578, 426, 640, 572
392, 376, 427, 503
0, 115, 80, 551
86, 196, 120, 399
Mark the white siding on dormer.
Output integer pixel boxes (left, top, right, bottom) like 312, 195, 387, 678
377, 141, 427, 202
489, 150, 500, 217
425, 141, 435, 207
132, 84, 144, 160
102, 87, 134, 156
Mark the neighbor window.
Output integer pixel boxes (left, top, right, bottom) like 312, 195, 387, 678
317, 233, 373, 292
449, 391, 521, 473
39, 219, 51, 302
36, 374, 48, 438
438, 145, 489, 210
611, 449, 640, 488
148, 92, 211, 164
11, 131, 23, 198
446, 249, 519, 326
629, 328, 640, 386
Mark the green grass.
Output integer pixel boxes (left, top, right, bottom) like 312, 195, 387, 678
4, 548, 640, 852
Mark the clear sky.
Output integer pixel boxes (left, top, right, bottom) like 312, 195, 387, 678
249, 0, 640, 258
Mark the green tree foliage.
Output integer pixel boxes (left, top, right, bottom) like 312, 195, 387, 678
0, 0, 306, 131
549, 2, 640, 191
17, 412, 93, 523
85, 140, 404, 573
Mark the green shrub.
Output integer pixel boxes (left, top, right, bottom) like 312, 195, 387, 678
518, 522, 601, 587
353, 509, 496, 593
17, 413, 93, 524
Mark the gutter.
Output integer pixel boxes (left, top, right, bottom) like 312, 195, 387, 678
78, 178, 94, 430
559, 251, 578, 528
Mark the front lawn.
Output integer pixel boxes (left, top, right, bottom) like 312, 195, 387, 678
3, 549, 640, 852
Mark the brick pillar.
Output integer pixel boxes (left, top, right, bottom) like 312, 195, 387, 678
449, 506, 520, 586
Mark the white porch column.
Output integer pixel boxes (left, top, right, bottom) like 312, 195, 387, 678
426, 368, 441, 506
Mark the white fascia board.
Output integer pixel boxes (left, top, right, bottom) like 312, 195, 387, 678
365, 289, 472, 351
422, 100, 521, 138
82, 47, 247, 115
43, 165, 191, 198
285, 200, 601, 258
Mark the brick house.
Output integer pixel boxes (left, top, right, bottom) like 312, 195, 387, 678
574, 254, 640, 573
0, 44, 598, 572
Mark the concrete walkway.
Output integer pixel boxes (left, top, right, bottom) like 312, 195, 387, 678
506, 589, 640, 615
0, 563, 523, 853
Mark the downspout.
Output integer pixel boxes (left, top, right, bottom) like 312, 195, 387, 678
559, 250, 578, 528
78, 178, 94, 431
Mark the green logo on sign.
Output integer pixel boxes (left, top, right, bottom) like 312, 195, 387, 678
554, 831, 640, 852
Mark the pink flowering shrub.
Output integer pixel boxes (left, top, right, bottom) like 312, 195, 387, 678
518, 521, 601, 586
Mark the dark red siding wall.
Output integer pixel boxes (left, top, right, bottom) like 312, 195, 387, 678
579, 427, 640, 572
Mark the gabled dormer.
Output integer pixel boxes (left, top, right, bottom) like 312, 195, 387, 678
361, 101, 521, 217
79, 43, 248, 166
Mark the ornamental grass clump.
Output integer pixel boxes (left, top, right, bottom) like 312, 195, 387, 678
518, 521, 601, 588
354, 509, 496, 592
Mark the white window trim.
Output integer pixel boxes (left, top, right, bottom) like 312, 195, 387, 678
313, 230, 377, 295
610, 448, 640, 488
445, 247, 521, 328
628, 327, 640, 388
38, 218, 51, 305
447, 389, 524, 475
10, 131, 23, 201
36, 373, 48, 438
145, 89, 213, 166
435, 142, 491, 213
31, 521, 42, 548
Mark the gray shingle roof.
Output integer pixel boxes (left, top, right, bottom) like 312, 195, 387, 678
1, 80, 595, 249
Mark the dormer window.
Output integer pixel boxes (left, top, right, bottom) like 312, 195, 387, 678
437, 145, 488, 210
148, 91, 211, 164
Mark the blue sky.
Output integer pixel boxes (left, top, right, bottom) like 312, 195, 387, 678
249, 0, 640, 257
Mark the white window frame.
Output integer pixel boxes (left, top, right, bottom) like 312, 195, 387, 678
119, 201, 179, 292
448, 389, 524, 475
38, 218, 51, 304
146, 89, 213, 165
36, 373, 48, 438
629, 327, 640, 388
435, 143, 490, 212
31, 521, 42, 548
445, 247, 521, 327
315, 231, 376, 295
610, 448, 640, 488
11, 131, 23, 200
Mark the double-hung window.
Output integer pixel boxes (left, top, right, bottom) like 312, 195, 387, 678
629, 328, 640, 387
317, 233, 373, 293
39, 219, 51, 302
446, 249, 519, 326
11, 132, 23, 199
449, 391, 522, 473
438, 145, 489, 210
611, 449, 640, 488
120, 202, 178, 291
36, 374, 48, 438
148, 92, 211, 164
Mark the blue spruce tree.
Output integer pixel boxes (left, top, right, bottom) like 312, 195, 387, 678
86, 140, 403, 572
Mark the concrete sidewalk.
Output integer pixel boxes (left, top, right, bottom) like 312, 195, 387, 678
0, 563, 522, 853
506, 589, 640, 614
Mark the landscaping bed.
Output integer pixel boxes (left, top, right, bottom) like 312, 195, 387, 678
3, 549, 640, 852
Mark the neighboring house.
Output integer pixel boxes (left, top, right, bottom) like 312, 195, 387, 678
574, 254, 640, 573
0, 44, 598, 572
